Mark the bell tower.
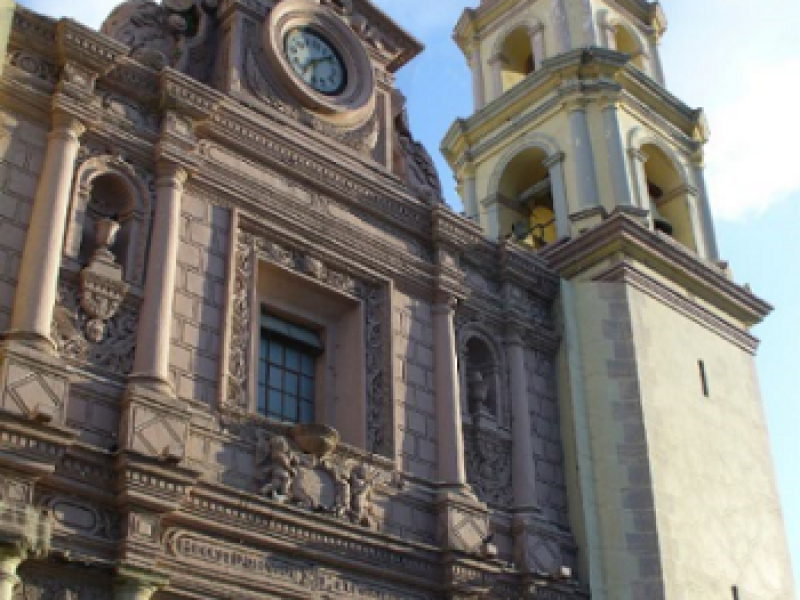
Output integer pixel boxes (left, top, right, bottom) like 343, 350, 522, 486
444, 2, 795, 600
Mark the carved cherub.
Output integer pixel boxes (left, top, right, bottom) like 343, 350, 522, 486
350, 463, 381, 528
323, 459, 352, 517
256, 433, 295, 501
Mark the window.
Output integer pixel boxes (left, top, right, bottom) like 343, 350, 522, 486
258, 312, 322, 424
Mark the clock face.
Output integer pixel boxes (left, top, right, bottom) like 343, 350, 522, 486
284, 27, 348, 96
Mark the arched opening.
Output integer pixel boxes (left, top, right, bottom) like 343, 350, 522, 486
464, 336, 500, 421
79, 174, 138, 280
500, 28, 534, 92
497, 148, 556, 249
640, 144, 696, 251
614, 25, 646, 71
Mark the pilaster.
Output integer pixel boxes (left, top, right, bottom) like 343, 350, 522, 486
114, 565, 169, 600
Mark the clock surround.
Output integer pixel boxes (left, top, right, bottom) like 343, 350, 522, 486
264, 0, 376, 126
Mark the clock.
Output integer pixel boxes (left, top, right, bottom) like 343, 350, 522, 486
264, 0, 375, 124
285, 28, 347, 96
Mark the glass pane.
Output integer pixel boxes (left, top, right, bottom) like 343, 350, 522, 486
258, 360, 267, 385
268, 389, 282, 416
300, 376, 314, 400
269, 341, 282, 364
300, 400, 314, 424
301, 354, 315, 376
257, 385, 267, 414
269, 366, 283, 389
285, 373, 299, 395
284, 396, 298, 421
286, 348, 300, 371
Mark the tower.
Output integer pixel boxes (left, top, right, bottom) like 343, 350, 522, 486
443, 1, 795, 599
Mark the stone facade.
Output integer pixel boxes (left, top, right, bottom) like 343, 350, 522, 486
0, 1, 792, 600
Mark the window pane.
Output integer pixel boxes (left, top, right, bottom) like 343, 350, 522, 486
268, 389, 282, 417
301, 354, 315, 376
257, 384, 267, 414
269, 341, 282, 364
285, 373, 298, 395
286, 348, 300, 371
284, 396, 298, 422
300, 400, 314, 424
300, 377, 314, 400
269, 366, 283, 388
258, 360, 267, 385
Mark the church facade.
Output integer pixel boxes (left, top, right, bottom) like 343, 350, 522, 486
0, 1, 792, 599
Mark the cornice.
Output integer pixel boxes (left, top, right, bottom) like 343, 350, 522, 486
442, 47, 706, 173
540, 212, 772, 328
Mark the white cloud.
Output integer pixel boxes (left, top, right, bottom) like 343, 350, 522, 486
703, 58, 800, 221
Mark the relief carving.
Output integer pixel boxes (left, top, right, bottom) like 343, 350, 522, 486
52, 282, 138, 376
101, 0, 219, 77
464, 426, 513, 508
255, 428, 384, 529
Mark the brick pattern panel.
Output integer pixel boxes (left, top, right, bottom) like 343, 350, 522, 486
0, 110, 48, 330
393, 291, 438, 481
526, 348, 569, 528
170, 192, 231, 407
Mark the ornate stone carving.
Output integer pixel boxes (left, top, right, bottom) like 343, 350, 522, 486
464, 427, 513, 508
365, 285, 391, 457
101, 0, 219, 76
225, 234, 254, 411
255, 428, 385, 529
6, 50, 58, 84
79, 219, 128, 343
392, 92, 443, 203
52, 283, 138, 376
13, 576, 112, 600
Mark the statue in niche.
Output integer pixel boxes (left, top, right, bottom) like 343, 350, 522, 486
392, 91, 444, 203
256, 432, 296, 501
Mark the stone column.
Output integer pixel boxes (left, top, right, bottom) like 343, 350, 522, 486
543, 152, 570, 238
600, 99, 634, 207
567, 101, 600, 209
0, 548, 21, 600
647, 36, 666, 86
529, 24, 545, 71
462, 172, 479, 222
506, 331, 538, 511
470, 45, 485, 111
433, 295, 468, 490
8, 112, 85, 348
489, 54, 505, 101
131, 162, 187, 389
691, 159, 720, 261
628, 148, 650, 211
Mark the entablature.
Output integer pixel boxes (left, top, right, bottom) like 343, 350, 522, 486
541, 212, 771, 333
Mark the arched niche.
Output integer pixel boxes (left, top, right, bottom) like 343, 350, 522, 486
499, 27, 534, 92
637, 142, 698, 252
600, 11, 649, 73
458, 326, 509, 430
65, 156, 153, 286
495, 146, 556, 248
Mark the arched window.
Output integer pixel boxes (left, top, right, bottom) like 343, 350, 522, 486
499, 27, 534, 93
65, 157, 152, 286
613, 24, 647, 72
639, 144, 697, 251
497, 147, 556, 249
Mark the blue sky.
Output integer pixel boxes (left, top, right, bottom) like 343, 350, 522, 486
21, 0, 800, 582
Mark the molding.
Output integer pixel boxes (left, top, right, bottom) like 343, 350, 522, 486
540, 212, 772, 328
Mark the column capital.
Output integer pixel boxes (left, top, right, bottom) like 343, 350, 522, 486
50, 111, 86, 141
155, 161, 189, 187
503, 328, 525, 348
433, 293, 458, 313
564, 97, 590, 114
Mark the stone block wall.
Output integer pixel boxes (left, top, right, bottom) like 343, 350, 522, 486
392, 290, 438, 482
170, 191, 231, 408
527, 347, 570, 527
0, 109, 46, 330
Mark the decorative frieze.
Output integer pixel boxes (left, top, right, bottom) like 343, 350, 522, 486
464, 426, 513, 509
